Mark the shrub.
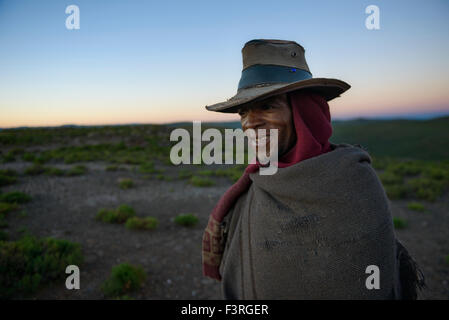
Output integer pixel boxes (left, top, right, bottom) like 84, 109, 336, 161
0, 230, 8, 241
125, 216, 159, 230
189, 176, 215, 187
0, 175, 16, 187
106, 165, 125, 171
0, 202, 18, 215
24, 164, 46, 175
384, 184, 409, 200
96, 204, 135, 224
178, 169, 193, 180
138, 162, 156, 174
371, 157, 392, 170
387, 161, 422, 176
214, 165, 245, 182
0, 169, 17, 187
2, 151, 16, 162
101, 263, 146, 298
66, 165, 87, 176
198, 170, 214, 176
44, 167, 65, 176
393, 217, 407, 229
0, 214, 7, 228
0, 235, 83, 299
22, 152, 36, 162
174, 213, 198, 227
379, 172, 403, 185
118, 178, 133, 189
407, 177, 445, 202
0, 191, 32, 204
407, 202, 425, 212
423, 167, 449, 181
0, 169, 17, 176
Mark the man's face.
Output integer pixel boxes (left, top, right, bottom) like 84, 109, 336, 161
238, 93, 296, 158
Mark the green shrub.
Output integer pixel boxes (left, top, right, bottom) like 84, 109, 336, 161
423, 166, 449, 181
174, 213, 199, 227
2, 151, 16, 162
24, 164, 46, 175
138, 162, 156, 174
22, 152, 36, 162
189, 176, 215, 187
96, 204, 135, 224
0, 202, 18, 215
178, 169, 193, 180
407, 177, 445, 202
371, 157, 392, 170
0, 214, 7, 228
0, 191, 32, 204
10, 148, 25, 156
0, 169, 17, 187
384, 184, 410, 200
125, 216, 159, 230
66, 165, 87, 176
393, 217, 407, 229
101, 263, 146, 298
118, 178, 133, 189
0, 230, 8, 241
106, 165, 125, 171
387, 161, 422, 176
0, 175, 16, 187
44, 167, 65, 176
0, 235, 83, 299
0, 169, 17, 176
214, 165, 245, 182
407, 202, 425, 212
198, 170, 214, 176
33, 154, 50, 164
379, 171, 403, 185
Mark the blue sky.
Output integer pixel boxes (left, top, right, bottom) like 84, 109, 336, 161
0, 0, 448, 127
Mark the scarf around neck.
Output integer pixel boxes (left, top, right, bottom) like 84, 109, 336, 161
202, 91, 334, 280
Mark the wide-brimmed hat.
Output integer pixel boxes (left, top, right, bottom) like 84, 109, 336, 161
205, 39, 350, 113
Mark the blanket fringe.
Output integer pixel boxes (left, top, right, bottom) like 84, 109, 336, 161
396, 239, 426, 300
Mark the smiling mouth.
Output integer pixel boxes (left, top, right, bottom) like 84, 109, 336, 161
249, 136, 270, 148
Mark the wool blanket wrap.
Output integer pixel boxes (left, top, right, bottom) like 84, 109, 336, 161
218, 143, 413, 299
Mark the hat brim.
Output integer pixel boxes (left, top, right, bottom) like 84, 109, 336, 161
205, 78, 350, 113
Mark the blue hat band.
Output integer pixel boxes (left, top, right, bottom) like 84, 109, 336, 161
238, 64, 313, 90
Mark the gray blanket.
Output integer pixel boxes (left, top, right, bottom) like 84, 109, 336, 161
219, 143, 414, 299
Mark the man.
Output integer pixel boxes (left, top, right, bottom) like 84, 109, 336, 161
202, 39, 424, 299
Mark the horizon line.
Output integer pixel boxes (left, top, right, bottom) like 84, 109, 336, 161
1, 112, 449, 130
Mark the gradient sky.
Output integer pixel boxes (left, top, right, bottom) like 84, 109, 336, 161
0, 0, 448, 128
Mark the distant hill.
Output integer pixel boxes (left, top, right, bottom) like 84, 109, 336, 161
330, 116, 449, 161
1, 116, 448, 161
166, 117, 449, 161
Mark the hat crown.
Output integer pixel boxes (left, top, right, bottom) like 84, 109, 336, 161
242, 39, 311, 73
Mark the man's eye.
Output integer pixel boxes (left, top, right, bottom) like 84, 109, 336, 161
260, 105, 274, 111
238, 109, 247, 116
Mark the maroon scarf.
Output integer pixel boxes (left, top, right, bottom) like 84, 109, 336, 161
202, 91, 334, 280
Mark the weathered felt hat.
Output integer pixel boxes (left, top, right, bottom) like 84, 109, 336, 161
205, 39, 350, 113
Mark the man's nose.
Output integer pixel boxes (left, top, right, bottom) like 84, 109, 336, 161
243, 109, 265, 130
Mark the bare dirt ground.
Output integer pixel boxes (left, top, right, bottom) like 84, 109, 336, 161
1, 160, 448, 300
